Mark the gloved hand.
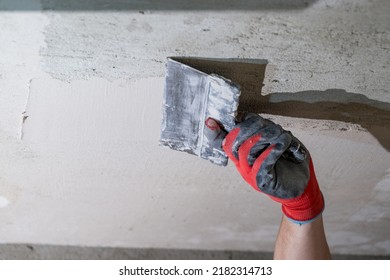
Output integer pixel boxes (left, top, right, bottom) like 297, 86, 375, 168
205, 113, 324, 225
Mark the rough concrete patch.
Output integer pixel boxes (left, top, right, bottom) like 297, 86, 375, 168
40, 12, 165, 81
38, 0, 390, 105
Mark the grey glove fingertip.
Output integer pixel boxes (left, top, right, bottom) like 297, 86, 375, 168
204, 118, 227, 149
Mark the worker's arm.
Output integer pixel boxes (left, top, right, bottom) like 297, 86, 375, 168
205, 113, 331, 260
274, 215, 330, 259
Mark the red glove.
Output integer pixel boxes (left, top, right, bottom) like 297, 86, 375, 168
206, 114, 324, 224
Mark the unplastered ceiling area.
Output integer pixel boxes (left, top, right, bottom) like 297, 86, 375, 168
0, 0, 389, 257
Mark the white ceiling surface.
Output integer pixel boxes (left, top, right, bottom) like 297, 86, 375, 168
0, 0, 389, 255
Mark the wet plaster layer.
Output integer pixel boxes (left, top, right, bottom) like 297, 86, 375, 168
0, 0, 389, 256
5, 78, 389, 256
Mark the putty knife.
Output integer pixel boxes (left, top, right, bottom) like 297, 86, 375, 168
159, 57, 307, 166
160, 58, 241, 166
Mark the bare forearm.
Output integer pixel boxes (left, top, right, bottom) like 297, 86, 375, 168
274, 215, 331, 260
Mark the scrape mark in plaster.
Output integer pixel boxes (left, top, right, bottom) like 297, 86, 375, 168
0, 196, 10, 208
20, 112, 29, 140
20, 79, 33, 140
22, 115, 29, 124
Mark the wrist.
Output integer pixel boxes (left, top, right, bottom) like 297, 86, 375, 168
283, 200, 324, 226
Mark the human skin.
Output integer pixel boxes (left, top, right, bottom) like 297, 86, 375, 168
274, 215, 331, 260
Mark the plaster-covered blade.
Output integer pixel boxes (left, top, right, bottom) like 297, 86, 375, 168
160, 58, 241, 166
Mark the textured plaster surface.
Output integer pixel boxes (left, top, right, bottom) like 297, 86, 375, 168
0, 0, 389, 257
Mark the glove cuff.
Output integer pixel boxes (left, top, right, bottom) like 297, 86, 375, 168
283, 193, 324, 225
279, 159, 325, 224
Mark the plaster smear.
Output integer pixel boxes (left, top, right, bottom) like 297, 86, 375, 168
9, 78, 389, 255
0, 1, 50, 138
